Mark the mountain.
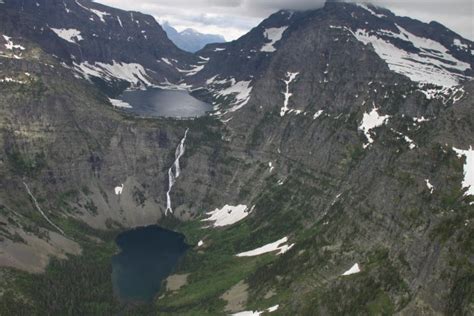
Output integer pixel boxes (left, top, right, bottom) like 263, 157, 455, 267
0, 1, 473, 315
185, 3, 472, 115
0, 0, 194, 95
163, 22, 226, 53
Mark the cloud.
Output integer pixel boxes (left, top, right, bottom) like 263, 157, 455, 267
94, 0, 473, 40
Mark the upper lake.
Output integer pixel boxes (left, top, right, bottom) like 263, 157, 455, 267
111, 225, 189, 303
118, 88, 213, 118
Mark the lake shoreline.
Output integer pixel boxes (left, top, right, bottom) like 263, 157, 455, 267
116, 87, 213, 119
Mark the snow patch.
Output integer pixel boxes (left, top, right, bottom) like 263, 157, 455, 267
453, 39, 468, 51
109, 98, 132, 109
313, 110, 324, 120
90, 8, 110, 23
202, 205, 250, 227
3, 35, 25, 51
0, 77, 26, 84
268, 162, 274, 173
404, 136, 416, 150
51, 28, 83, 44
198, 56, 210, 63
211, 78, 253, 113
425, 179, 434, 193
75, 0, 109, 23
232, 305, 280, 316
413, 116, 430, 123
391, 129, 416, 150
114, 184, 124, 195
197, 240, 204, 247
417, 84, 466, 104
160, 58, 174, 66
261, 26, 288, 52
453, 147, 474, 196
236, 237, 294, 257
342, 263, 361, 276
205, 75, 219, 85
359, 106, 390, 148
177, 64, 205, 76
63, 0, 71, 13
280, 72, 299, 117
356, 3, 386, 18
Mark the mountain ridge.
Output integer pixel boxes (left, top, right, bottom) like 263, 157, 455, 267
0, 0, 195, 95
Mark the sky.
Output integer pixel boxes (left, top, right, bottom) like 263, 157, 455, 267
95, 0, 473, 41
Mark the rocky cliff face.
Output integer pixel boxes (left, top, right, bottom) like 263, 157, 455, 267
0, 1, 472, 315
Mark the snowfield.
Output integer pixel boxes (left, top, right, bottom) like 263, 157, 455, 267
359, 106, 390, 148
261, 26, 288, 52
351, 26, 471, 87
75, 60, 152, 86
202, 205, 251, 227
51, 28, 83, 44
207, 77, 253, 113
453, 147, 474, 196
236, 237, 294, 257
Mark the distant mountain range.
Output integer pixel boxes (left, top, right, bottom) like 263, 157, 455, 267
162, 22, 225, 52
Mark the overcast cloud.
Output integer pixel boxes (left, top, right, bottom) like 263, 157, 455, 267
95, 0, 473, 41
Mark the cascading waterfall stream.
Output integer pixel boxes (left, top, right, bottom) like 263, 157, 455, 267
23, 182, 65, 235
165, 128, 189, 215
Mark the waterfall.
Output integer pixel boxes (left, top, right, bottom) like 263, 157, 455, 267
165, 128, 189, 215
23, 182, 65, 235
